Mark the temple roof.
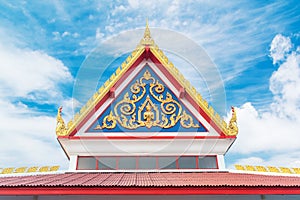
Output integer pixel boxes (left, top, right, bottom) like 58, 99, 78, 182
56, 22, 238, 138
1, 172, 300, 195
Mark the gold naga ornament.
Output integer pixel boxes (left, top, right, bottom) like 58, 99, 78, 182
95, 70, 200, 130
56, 106, 72, 136
227, 106, 238, 136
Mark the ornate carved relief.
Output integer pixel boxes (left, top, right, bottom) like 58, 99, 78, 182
95, 70, 200, 130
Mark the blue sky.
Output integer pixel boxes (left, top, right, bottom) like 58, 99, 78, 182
1, 0, 300, 170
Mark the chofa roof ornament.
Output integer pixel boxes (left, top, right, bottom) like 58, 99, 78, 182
227, 106, 238, 136
56, 106, 70, 136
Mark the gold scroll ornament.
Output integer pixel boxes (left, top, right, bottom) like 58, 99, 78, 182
95, 70, 200, 130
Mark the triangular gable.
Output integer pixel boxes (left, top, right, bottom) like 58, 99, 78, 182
87, 66, 207, 133
56, 23, 237, 138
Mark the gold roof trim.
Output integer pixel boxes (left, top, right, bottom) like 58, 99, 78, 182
59, 46, 145, 136
56, 22, 237, 137
235, 165, 300, 175
0, 166, 60, 174
149, 44, 237, 135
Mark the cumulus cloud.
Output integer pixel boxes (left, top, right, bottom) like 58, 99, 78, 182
230, 34, 300, 167
0, 32, 73, 169
0, 43, 72, 99
230, 102, 299, 153
270, 51, 300, 118
269, 34, 292, 64
230, 152, 300, 169
0, 99, 68, 168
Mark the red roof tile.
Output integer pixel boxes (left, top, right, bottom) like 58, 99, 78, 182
1, 172, 300, 195
1, 172, 300, 188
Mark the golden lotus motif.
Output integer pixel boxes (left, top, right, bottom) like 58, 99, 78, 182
95, 70, 200, 130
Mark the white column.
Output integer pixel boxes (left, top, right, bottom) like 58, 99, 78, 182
217, 155, 226, 170
68, 155, 78, 171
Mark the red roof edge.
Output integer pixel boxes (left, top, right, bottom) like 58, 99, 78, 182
1, 186, 300, 195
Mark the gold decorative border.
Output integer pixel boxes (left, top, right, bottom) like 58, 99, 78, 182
63, 46, 145, 136
149, 45, 230, 135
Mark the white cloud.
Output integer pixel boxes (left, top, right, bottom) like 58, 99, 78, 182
53, 31, 79, 40
105, 25, 115, 33
0, 31, 74, 169
52, 31, 61, 41
60, 97, 81, 121
97, 1, 287, 86
72, 32, 80, 38
0, 99, 69, 168
51, 0, 71, 21
230, 35, 300, 160
231, 157, 264, 166
111, 5, 127, 16
269, 34, 292, 64
62, 31, 70, 37
166, 0, 180, 16
127, 0, 140, 9
0, 43, 73, 99
270, 51, 300, 118
96, 27, 104, 41
230, 102, 300, 153
230, 152, 300, 169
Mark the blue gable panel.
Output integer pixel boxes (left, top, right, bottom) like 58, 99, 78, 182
88, 66, 207, 132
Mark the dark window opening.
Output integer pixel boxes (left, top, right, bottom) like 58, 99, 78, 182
178, 156, 197, 169
158, 157, 177, 169
199, 156, 217, 169
98, 157, 116, 170
118, 157, 136, 169
77, 156, 218, 170
138, 157, 157, 169
77, 157, 96, 170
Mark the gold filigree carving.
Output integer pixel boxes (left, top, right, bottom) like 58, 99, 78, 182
227, 106, 238, 136
95, 111, 116, 130
56, 106, 69, 136
96, 70, 200, 130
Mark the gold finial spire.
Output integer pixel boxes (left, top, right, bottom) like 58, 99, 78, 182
140, 19, 154, 46
144, 19, 151, 39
